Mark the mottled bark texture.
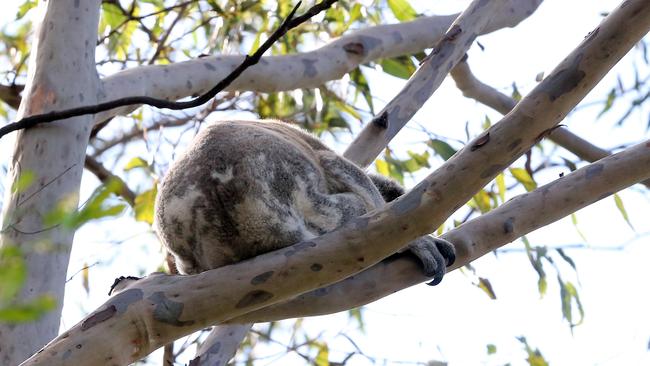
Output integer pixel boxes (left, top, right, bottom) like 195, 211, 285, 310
0, 1, 101, 365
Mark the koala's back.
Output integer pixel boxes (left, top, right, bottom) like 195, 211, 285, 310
155, 120, 361, 274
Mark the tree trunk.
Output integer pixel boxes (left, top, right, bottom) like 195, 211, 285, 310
0, 1, 100, 364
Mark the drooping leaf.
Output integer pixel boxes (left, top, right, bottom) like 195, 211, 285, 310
517, 337, 549, 366
511, 83, 522, 101
134, 186, 158, 225
555, 248, 577, 272
558, 277, 584, 328
124, 157, 149, 171
387, 0, 418, 22
613, 193, 634, 231
496, 173, 506, 203
380, 56, 416, 79
350, 68, 374, 113
597, 88, 616, 118
510, 168, 537, 191
427, 139, 457, 161
314, 342, 329, 366
471, 189, 492, 213
570, 213, 588, 242
82, 263, 90, 295
476, 277, 497, 299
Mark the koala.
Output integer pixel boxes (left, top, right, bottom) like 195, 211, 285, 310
154, 120, 455, 285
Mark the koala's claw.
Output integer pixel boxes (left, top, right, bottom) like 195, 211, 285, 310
407, 236, 456, 286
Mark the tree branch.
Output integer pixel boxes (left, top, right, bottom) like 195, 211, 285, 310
343, 0, 540, 167
0, 0, 103, 364
20, 1, 650, 365
0, 0, 338, 140
234, 137, 650, 322
94, 0, 543, 123
449, 57, 650, 188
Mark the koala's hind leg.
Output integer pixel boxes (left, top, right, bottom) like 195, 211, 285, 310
317, 151, 385, 209
406, 236, 455, 285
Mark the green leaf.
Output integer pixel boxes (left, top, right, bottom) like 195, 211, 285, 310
135, 186, 158, 225
0, 246, 26, 302
387, 0, 418, 21
0, 295, 56, 323
11, 170, 35, 194
16, 0, 37, 20
101, 3, 127, 29
427, 139, 456, 161
597, 88, 616, 118
124, 157, 149, 171
472, 189, 492, 213
314, 342, 329, 366
476, 277, 497, 299
570, 213, 588, 242
375, 159, 390, 177
350, 68, 374, 113
558, 277, 584, 328
511, 83, 522, 101
486, 344, 497, 355
496, 173, 506, 203
46, 179, 127, 229
613, 193, 634, 230
380, 56, 416, 79
517, 337, 549, 366
509, 168, 537, 191
348, 308, 365, 333
556, 248, 577, 272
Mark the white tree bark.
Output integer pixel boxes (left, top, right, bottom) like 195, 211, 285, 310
344, 0, 518, 167
0, 1, 101, 365
232, 137, 650, 321
95, 0, 542, 123
450, 59, 613, 163
19, 1, 650, 364
192, 324, 252, 366
186, 2, 547, 363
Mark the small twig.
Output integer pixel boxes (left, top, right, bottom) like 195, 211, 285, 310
0, 0, 338, 140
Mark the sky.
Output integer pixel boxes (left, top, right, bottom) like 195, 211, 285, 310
1, 0, 650, 365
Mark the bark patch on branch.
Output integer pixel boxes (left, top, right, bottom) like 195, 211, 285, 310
250, 271, 274, 285
81, 306, 116, 331
235, 290, 274, 309
149, 292, 195, 327
541, 55, 586, 101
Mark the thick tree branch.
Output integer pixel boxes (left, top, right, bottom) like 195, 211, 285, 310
95, 0, 543, 123
0, 0, 338, 140
235, 137, 650, 322
450, 58, 650, 188
343, 0, 538, 167
0, 0, 102, 364
21, 2, 650, 365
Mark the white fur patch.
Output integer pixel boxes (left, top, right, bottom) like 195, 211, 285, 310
210, 166, 234, 183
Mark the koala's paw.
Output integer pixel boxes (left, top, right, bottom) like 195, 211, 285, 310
407, 236, 456, 286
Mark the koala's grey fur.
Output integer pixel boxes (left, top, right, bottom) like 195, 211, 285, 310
155, 120, 455, 284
